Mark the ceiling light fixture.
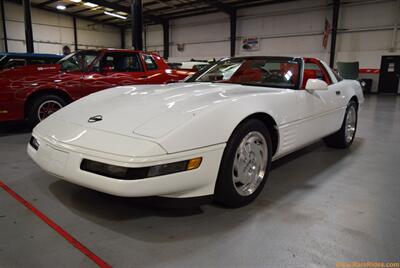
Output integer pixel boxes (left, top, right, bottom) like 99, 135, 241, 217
70, 0, 81, 3
56, 4, 66, 10
104, 11, 127, 20
84, 2, 98, 8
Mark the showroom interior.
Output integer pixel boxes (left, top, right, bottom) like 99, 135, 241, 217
0, 0, 400, 267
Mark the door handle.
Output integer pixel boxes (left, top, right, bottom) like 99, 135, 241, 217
335, 90, 341, 95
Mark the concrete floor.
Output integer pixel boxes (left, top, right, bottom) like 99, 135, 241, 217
0, 95, 399, 268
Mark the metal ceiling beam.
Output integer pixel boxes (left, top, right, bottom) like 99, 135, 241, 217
199, 0, 233, 14
231, 0, 298, 9
72, 7, 92, 14
151, 6, 218, 19
143, 1, 205, 15
35, 0, 57, 7
144, 0, 176, 7
86, 12, 106, 18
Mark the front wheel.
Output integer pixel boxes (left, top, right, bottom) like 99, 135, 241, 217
27, 95, 67, 126
324, 100, 358, 148
214, 119, 272, 208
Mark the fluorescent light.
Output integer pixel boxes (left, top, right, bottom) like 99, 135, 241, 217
104, 11, 127, 20
56, 4, 66, 10
70, 0, 81, 3
84, 2, 98, 8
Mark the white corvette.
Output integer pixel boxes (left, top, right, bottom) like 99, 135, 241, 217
28, 57, 364, 207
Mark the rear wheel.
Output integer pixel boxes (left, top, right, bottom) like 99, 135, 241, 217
324, 100, 358, 148
27, 94, 67, 126
214, 119, 272, 207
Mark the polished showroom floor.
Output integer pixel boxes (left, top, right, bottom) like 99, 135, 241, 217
1, 95, 399, 268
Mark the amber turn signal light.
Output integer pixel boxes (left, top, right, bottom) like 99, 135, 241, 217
187, 157, 202, 170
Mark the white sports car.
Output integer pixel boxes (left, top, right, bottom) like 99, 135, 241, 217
28, 56, 364, 207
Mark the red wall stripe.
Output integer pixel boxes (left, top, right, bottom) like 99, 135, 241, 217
0, 180, 112, 268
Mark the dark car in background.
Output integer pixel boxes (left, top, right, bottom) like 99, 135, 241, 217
0, 52, 63, 70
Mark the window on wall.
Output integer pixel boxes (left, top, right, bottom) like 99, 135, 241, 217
101, 53, 142, 72
143, 55, 158, 70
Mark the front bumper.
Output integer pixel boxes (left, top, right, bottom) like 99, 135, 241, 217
27, 134, 225, 198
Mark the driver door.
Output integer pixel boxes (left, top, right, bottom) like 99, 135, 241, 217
295, 59, 341, 146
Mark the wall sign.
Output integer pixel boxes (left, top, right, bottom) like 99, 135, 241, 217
241, 37, 259, 51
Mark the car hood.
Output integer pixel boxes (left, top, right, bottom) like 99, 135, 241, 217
51, 82, 279, 139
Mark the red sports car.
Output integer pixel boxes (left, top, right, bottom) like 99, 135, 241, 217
0, 49, 189, 125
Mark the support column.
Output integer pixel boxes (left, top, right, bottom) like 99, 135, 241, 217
120, 27, 125, 49
163, 20, 169, 59
1, 0, 8, 52
131, 0, 143, 50
73, 17, 78, 51
22, 0, 34, 53
230, 9, 237, 57
329, 0, 340, 68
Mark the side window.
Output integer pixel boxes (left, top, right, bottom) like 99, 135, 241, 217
4, 59, 26, 69
302, 61, 332, 88
305, 63, 325, 80
29, 59, 47, 65
101, 53, 142, 72
143, 55, 158, 70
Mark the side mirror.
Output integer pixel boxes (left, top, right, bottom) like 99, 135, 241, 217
305, 79, 328, 91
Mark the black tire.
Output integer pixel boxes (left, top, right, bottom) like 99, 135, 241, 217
324, 100, 358, 148
214, 119, 272, 208
27, 94, 67, 126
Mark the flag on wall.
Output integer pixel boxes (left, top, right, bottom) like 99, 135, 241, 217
323, 19, 331, 49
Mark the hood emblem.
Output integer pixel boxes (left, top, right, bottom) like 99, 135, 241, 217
88, 115, 103, 123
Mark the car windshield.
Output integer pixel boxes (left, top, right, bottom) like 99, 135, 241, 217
59, 51, 99, 72
187, 57, 301, 89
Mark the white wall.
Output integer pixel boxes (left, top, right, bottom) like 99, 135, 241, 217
0, 1, 120, 54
